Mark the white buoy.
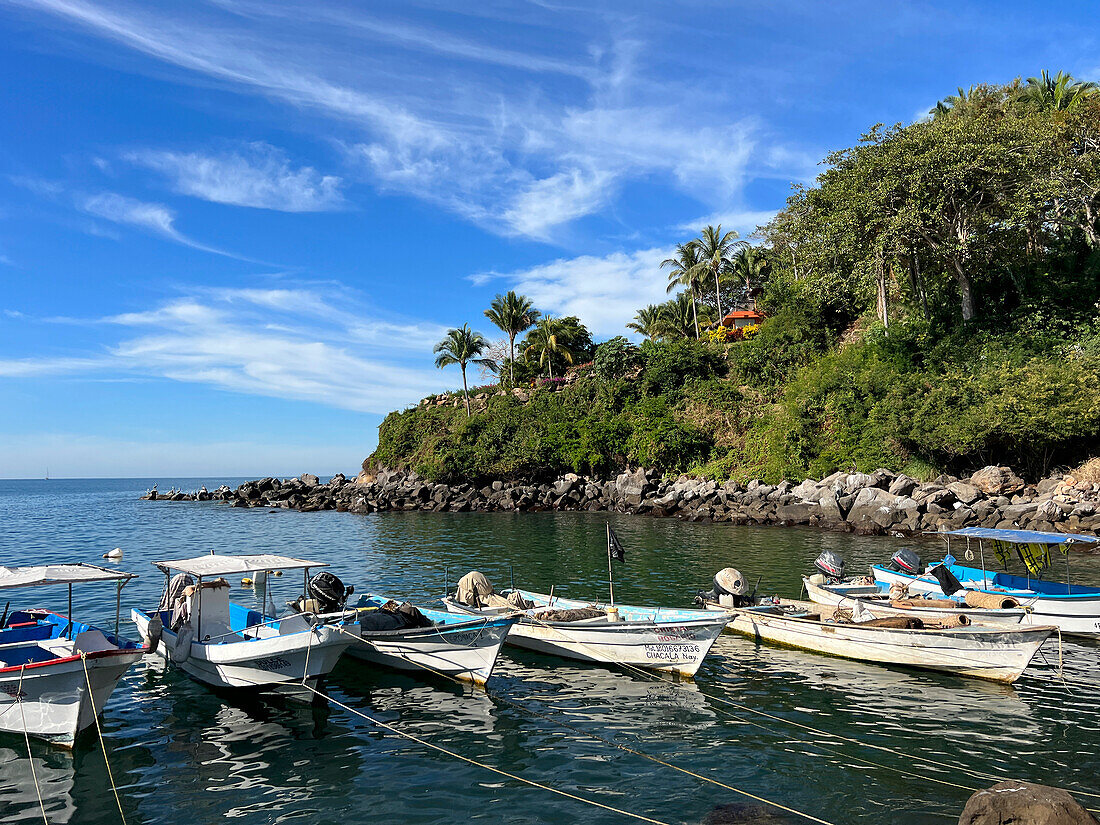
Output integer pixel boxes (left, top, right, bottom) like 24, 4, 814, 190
103, 547, 123, 560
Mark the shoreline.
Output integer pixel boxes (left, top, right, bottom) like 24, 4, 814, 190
143, 464, 1100, 547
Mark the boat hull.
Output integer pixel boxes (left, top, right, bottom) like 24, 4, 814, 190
347, 618, 515, 686
132, 609, 355, 692
0, 649, 144, 746
803, 578, 1027, 625
872, 566, 1100, 637
713, 603, 1053, 683
442, 593, 728, 678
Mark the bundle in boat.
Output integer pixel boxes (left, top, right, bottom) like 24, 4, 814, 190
963, 591, 1020, 610
535, 607, 606, 622
853, 616, 925, 629
890, 597, 960, 609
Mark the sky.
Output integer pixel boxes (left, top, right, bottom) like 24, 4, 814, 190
0, 0, 1097, 478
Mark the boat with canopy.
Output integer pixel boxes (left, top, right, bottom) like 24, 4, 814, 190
131, 554, 359, 693
871, 527, 1100, 636
0, 563, 146, 746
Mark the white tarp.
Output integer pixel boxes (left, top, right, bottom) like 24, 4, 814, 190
152, 554, 327, 578
0, 563, 134, 590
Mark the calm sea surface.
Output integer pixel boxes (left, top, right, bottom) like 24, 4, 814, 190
2, 478, 1099, 825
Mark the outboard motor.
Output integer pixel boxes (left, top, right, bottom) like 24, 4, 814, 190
890, 548, 921, 575
297, 571, 354, 614
695, 567, 752, 608
814, 550, 846, 581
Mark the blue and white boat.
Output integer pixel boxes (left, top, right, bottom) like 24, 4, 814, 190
340, 594, 517, 686
443, 576, 729, 678
131, 554, 359, 693
0, 563, 146, 746
872, 528, 1100, 637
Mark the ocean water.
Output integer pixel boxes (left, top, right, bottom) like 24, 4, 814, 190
1, 477, 1099, 825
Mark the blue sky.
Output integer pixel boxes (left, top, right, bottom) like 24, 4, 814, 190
1, 0, 1097, 478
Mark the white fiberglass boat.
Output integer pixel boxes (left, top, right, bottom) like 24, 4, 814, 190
442, 576, 728, 678
131, 554, 358, 694
703, 597, 1053, 684
0, 564, 146, 746
802, 577, 1028, 625
341, 594, 517, 686
872, 528, 1100, 637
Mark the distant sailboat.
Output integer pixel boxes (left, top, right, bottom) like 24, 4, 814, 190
45, 467, 50, 481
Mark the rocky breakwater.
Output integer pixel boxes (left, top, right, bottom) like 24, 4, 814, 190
144, 464, 1100, 541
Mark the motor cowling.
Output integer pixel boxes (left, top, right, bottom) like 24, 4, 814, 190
891, 548, 921, 575
306, 571, 353, 614
695, 567, 752, 608
814, 550, 845, 580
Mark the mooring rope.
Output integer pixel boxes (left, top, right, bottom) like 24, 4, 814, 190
300, 681, 675, 825
331, 622, 840, 824
80, 653, 128, 825
17, 665, 49, 825
512, 607, 1100, 803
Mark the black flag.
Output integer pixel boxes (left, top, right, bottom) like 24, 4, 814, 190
607, 526, 625, 563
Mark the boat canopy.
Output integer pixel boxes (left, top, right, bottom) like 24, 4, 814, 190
152, 554, 328, 578
930, 527, 1100, 545
0, 562, 135, 590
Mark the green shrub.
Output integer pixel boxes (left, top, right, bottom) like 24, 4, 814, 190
593, 336, 641, 382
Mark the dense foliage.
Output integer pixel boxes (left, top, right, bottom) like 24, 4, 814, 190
381, 73, 1100, 483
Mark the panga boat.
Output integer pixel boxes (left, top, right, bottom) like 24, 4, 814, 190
131, 554, 359, 694
871, 528, 1100, 637
702, 596, 1053, 684
342, 594, 518, 686
0, 563, 146, 746
441, 572, 729, 678
802, 550, 1028, 626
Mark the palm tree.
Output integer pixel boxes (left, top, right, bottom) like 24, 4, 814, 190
661, 243, 705, 338
728, 245, 768, 303
524, 317, 574, 379
484, 291, 540, 385
1018, 70, 1099, 111
659, 292, 713, 339
433, 324, 496, 417
930, 85, 980, 119
627, 304, 666, 341
690, 224, 740, 321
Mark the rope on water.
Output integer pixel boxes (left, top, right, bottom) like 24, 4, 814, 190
515, 610, 1100, 803
331, 623, 840, 825
80, 653, 128, 825
17, 665, 49, 825
300, 681, 675, 825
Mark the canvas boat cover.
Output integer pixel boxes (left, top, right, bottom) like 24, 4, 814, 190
152, 554, 328, 578
931, 527, 1100, 545
0, 562, 134, 590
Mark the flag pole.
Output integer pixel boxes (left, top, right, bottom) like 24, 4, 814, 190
607, 522, 615, 606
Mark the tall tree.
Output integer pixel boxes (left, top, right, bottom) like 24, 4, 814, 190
627, 304, 666, 340
1019, 70, 1099, 112
524, 317, 576, 379
433, 324, 495, 417
659, 292, 714, 339
728, 244, 768, 301
484, 291, 540, 384
661, 243, 705, 338
691, 224, 740, 320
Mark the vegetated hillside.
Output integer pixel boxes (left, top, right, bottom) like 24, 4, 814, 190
369, 74, 1100, 484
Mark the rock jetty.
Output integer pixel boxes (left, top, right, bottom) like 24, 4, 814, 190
143, 464, 1100, 542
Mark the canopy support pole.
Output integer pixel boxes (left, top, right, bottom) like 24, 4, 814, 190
978, 539, 986, 587
115, 580, 122, 639
67, 583, 73, 639
1067, 548, 1072, 595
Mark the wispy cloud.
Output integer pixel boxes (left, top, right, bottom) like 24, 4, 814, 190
9, 0, 794, 240
125, 143, 344, 212
674, 209, 779, 239
78, 192, 246, 258
0, 286, 450, 413
473, 247, 674, 337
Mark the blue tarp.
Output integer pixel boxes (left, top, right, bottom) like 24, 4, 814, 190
928, 527, 1100, 545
